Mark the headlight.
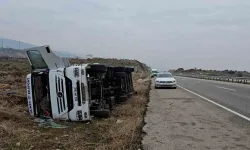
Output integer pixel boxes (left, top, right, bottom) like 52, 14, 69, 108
156, 80, 160, 83
173, 80, 176, 82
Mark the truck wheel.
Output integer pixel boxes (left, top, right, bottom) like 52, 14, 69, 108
89, 64, 107, 72
113, 67, 125, 72
114, 72, 127, 77
124, 67, 134, 72
116, 95, 127, 103
91, 109, 110, 118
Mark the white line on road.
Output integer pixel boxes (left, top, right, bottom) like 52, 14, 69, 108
216, 86, 236, 91
178, 85, 250, 122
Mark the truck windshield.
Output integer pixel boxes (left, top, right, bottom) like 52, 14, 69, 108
27, 50, 48, 69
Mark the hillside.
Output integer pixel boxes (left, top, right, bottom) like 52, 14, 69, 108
0, 38, 77, 58
0, 48, 26, 58
0, 47, 77, 58
0, 38, 35, 49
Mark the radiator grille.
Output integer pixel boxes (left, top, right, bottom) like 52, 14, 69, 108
55, 76, 66, 114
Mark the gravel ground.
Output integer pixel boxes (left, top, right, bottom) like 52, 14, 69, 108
141, 82, 250, 150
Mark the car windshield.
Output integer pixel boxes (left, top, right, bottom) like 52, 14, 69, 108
157, 73, 172, 78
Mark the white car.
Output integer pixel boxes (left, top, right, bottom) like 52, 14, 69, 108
154, 72, 177, 89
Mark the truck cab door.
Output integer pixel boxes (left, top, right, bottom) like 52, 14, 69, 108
25, 45, 70, 118
25, 45, 70, 71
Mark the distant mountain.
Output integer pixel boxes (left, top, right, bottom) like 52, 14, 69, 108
53, 51, 78, 58
0, 38, 77, 58
0, 48, 26, 58
0, 38, 35, 49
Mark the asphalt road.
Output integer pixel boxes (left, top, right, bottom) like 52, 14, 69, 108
176, 76, 250, 118
142, 80, 250, 150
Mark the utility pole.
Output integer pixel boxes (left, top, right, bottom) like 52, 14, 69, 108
19, 41, 20, 50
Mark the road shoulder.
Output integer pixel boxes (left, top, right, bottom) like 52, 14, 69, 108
141, 84, 250, 150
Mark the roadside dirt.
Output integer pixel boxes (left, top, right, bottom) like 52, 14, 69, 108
142, 82, 250, 150
0, 58, 150, 150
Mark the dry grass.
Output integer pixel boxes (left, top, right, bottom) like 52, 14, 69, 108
0, 58, 150, 150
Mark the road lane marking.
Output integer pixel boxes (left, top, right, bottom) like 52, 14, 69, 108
178, 85, 250, 122
216, 86, 236, 91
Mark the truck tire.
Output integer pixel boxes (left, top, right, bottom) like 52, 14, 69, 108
91, 109, 110, 118
88, 64, 107, 72
113, 67, 125, 72
116, 95, 128, 103
114, 72, 127, 77
124, 67, 134, 72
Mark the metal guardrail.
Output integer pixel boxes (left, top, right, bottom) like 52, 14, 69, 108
174, 74, 250, 84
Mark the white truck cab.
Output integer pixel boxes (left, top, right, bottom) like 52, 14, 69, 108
26, 46, 92, 121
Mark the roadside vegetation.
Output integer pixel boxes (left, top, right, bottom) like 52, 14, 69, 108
0, 57, 150, 150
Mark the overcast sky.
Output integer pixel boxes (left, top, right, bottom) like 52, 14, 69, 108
1, 0, 250, 71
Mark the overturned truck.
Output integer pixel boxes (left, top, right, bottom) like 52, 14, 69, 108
25, 45, 135, 121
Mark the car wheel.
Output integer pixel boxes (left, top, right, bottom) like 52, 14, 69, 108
173, 87, 177, 89
155, 86, 158, 89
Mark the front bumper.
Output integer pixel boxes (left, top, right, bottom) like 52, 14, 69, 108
155, 83, 177, 88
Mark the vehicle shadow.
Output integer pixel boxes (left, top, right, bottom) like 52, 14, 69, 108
155, 87, 177, 90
